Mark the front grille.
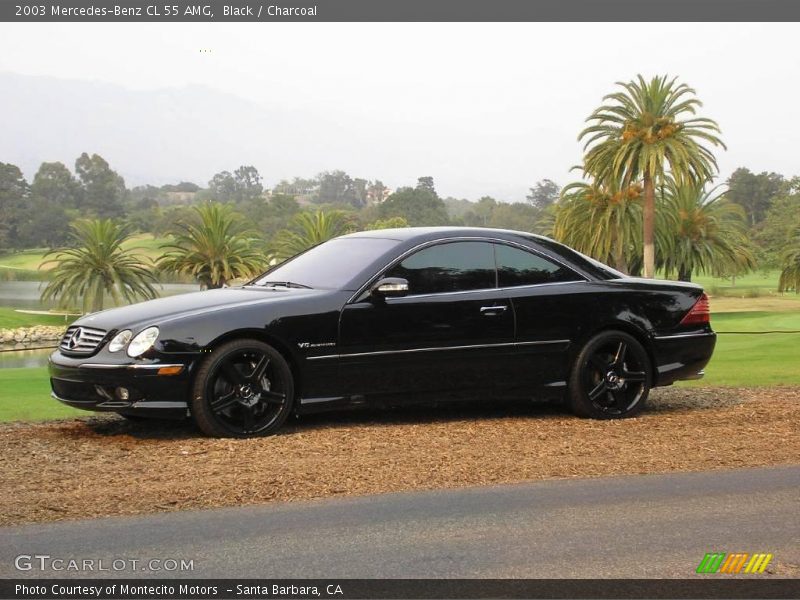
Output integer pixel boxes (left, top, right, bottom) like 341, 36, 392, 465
59, 325, 107, 354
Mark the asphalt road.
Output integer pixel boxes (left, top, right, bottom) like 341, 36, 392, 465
2, 466, 798, 578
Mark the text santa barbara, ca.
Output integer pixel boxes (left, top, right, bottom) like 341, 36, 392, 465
15, 583, 345, 598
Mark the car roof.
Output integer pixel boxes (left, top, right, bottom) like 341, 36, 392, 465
340, 226, 549, 243
339, 226, 625, 282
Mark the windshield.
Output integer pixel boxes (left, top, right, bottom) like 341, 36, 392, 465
252, 237, 401, 290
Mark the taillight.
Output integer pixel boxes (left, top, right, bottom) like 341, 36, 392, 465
680, 293, 710, 326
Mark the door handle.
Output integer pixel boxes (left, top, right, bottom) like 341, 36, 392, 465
480, 305, 508, 315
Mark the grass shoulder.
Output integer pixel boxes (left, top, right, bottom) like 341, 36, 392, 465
0, 307, 75, 328
0, 367, 83, 421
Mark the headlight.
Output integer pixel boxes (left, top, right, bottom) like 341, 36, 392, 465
108, 329, 132, 352
127, 326, 159, 358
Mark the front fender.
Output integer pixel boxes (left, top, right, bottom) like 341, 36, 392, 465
150, 292, 349, 400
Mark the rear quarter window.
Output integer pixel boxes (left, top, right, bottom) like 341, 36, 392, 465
494, 243, 583, 287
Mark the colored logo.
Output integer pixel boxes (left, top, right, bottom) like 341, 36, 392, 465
696, 553, 773, 574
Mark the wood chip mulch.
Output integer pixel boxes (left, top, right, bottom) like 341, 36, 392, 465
1, 386, 798, 526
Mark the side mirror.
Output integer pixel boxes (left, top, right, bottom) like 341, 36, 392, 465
371, 277, 409, 299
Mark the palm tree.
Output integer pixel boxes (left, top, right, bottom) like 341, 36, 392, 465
657, 181, 755, 282
533, 203, 558, 237
579, 75, 725, 278
270, 210, 354, 262
554, 180, 643, 273
158, 203, 266, 289
41, 219, 159, 313
778, 226, 800, 293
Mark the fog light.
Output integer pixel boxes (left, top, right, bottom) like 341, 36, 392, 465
116, 387, 130, 400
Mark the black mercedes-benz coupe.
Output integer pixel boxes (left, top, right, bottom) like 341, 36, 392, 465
49, 227, 715, 437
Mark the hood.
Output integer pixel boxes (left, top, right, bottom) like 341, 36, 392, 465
74, 286, 327, 331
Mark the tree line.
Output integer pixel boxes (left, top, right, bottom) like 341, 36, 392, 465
0, 153, 563, 253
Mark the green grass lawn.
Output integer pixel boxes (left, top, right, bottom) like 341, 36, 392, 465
0, 309, 797, 422
121, 234, 171, 253
0, 307, 76, 328
0, 367, 84, 421
676, 310, 800, 388
0, 248, 51, 270
659, 270, 798, 302
0, 234, 170, 272
712, 311, 800, 332
692, 270, 782, 292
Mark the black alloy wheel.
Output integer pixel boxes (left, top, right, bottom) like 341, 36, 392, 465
191, 339, 294, 437
568, 330, 651, 419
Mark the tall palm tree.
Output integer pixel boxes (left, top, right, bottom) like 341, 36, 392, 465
554, 180, 643, 273
778, 226, 800, 293
579, 75, 725, 278
41, 219, 159, 313
270, 210, 354, 262
657, 181, 755, 282
158, 203, 266, 289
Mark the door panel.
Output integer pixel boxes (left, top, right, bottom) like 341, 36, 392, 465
338, 288, 515, 399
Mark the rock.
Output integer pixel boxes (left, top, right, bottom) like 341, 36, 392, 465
0, 325, 67, 348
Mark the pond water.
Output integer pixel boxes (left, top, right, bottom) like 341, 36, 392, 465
0, 281, 200, 369
0, 347, 53, 369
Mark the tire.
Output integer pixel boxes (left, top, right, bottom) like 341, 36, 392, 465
568, 330, 651, 419
191, 339, 295, 438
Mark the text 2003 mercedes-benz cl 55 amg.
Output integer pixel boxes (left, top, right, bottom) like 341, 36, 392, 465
49, 227, 715, 437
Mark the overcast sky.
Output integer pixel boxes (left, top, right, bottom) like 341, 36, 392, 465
0, 22, 798, 200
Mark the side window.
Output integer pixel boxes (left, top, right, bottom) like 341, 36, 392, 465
385, 241, 496, 295
495, 243, 582, 287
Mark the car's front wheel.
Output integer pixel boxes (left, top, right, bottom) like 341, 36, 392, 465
568, 330, 651, 419
191, 339, 295, 437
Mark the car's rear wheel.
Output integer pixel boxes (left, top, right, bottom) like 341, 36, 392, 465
568, 330, 651, 419
191, 339, 294, 438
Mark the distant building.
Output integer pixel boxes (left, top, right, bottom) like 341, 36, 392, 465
163, 191, 197, 205
367, 186, 392, 205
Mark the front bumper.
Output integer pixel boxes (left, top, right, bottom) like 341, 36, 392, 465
49, 352, 194, 419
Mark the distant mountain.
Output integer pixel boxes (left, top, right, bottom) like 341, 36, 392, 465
0, 71, 359, 188
0, 72, 535, 200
